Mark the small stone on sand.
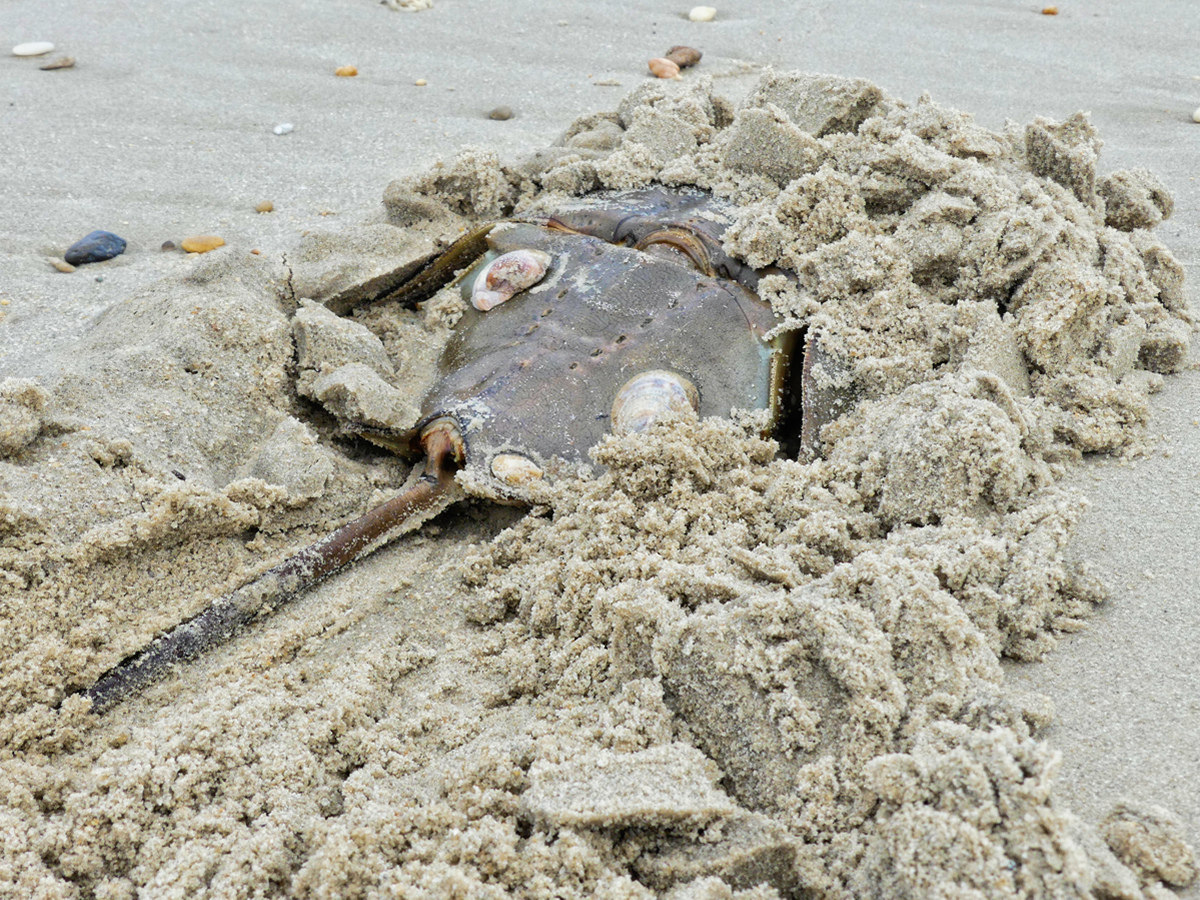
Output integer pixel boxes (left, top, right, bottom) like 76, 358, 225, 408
335, 65, 357, 77
65, 230, 127, 265
666, 45, 702, 68
49, 258, 75, 273
273, 123, 294, 135
256, 200, 275, 213
12, 42, 54, 57
161, 240, 177, 252
688, 6, 716, 22
1193, 106, 1200, 123
488, 105, 513, 120
1041, 5, 1059, 13
414, 78, 427, 86
181, 235, 225, 254
251, 249, 262, 255
39, 56, 74, 70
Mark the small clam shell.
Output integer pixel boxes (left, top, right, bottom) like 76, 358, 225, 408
471, 249, 552, 311
491, 453, 544, 487
647, 58, 681, 80
611, 370, 700, 435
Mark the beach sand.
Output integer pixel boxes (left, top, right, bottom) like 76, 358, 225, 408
2, 1, 1198, 897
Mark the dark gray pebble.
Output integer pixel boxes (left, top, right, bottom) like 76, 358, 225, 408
488, 105, 514, 121
161, 240, 177, 252
65, 230, 127, 265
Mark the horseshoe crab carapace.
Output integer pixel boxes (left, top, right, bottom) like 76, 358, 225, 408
82, 187, 827, 713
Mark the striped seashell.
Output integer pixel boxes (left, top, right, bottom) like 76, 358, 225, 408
611, 370, 700, 435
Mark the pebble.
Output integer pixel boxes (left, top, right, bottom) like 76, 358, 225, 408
1041, 5, 1058, 13
161, 240, 177, 252
273, 123, 294, 135
64, 230, 127, 265
95, 275, 104, 282
688, 6, 716, 22
648, 58, 682, 80
39, 56, 74, 70
335, 65, 358, 77
666, 45, 702, 68
488, 105, 513, 120
48, 258, 75, 273
12, 42, 54, 57
181, 235, 225, 254
414, 78, 427, 86
256, 200, 275, 213
1193, 106, 1200, 123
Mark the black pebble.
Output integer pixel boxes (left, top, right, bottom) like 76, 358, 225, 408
65, 230, 127, 265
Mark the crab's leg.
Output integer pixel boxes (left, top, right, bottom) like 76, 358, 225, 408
82, 426, 464, 714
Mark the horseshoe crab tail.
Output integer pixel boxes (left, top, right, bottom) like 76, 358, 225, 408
82, 425, 465, 715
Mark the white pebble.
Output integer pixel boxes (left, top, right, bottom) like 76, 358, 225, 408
688, 6, 716, 22
13, 41, 55, 57
1193, 106, 1200, 123
273, 123, 294, 135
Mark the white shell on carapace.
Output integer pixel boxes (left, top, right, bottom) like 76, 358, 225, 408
611, 370, 700, 435
490, 452, 544, 487
471, 249, 552, 311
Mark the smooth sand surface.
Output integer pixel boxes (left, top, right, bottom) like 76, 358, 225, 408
4, 0, 1198, 893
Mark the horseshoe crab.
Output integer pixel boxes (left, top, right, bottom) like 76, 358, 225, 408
82, 187, 838, 713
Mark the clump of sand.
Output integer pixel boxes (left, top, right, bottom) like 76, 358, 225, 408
0, 71, 1193, 898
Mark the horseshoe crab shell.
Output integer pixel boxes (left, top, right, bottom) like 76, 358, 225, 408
385, 193, 795, 501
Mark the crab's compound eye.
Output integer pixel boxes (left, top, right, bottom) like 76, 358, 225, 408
632, 228, 715, 276
611, 370, 700, 435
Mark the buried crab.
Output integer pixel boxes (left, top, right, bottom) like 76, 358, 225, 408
82, 187, 852, 713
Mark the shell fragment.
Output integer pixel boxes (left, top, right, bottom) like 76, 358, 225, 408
491, 453, 544, 487
471, 249, 552, 311
13, 42, 55, 57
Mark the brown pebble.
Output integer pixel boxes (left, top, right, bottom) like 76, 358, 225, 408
1041, 5, 1058, 13
665, 46, 702, 68
161, 240, 177, 252
39, 56, 75, 71
648, 57, 681, 80
49, 258, 76, 273
488, 105, 514, 121
256, 200, 274, 213
250, 249, 262, 255
335, 65, 358, 77
181, 235, 225, 254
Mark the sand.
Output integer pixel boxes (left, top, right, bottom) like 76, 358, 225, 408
2, 2, 1199, 898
